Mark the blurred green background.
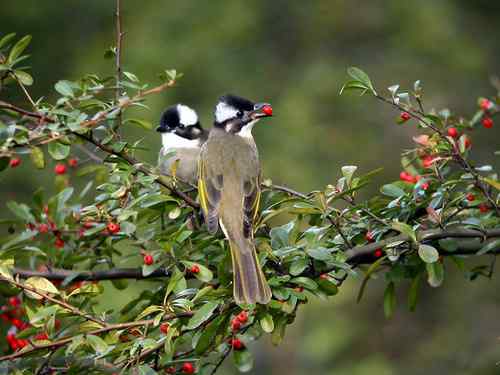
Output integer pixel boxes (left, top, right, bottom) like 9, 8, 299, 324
2, 1, 500, 374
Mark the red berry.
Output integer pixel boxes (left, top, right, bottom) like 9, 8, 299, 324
421, 182, 429, 191
464, 137, 472, 148
479, 203, 489, 213
231, 319, 241, 332
365, 231, 374, 242
480, 98, 491, 110
68, 158, 78, 168
190, 265, 200, 274
447, 127, 458, 138
54, 163, 67, 175
8, 297, 20, 308
374, 249, 383, 258
143, 254, 154, 266
236, 311, 248, 324
9, 158, 21, 168
400, 171, 417, 183
482, 117, 493, 129
38, 223, 49, 233
422, 155, 434, 169
466, 193, 475, 202
16, 338, 28, 348
35, 332, 48, 340
12, 318, 24, 329
160, 322, 170, 334
83, 220, 94, 229
319, 273, 328, 280
55, 237, 65, 249
43, 205, 49, 214
400, 112, 411, 121
107, 222, 120, 234
231, 338, 245, 350
165, 367, 176, 374
262, 105, 273, 116
181, 362, 195, 374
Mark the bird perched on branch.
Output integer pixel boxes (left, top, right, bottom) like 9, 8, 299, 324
156, 104, 207, 184
198, 94, 273, 305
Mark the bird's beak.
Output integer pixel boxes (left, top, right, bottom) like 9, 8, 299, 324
249, 102, 273, 120
156, 125, 166, 133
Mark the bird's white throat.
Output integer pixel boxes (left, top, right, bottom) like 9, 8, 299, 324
161, 132, 200, 149
237, 120, 257, 139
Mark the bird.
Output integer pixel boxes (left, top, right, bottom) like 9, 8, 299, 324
156, 104, 207, 185
198, 94, 273, 305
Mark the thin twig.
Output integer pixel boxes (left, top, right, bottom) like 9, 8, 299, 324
0, 276, 107, 326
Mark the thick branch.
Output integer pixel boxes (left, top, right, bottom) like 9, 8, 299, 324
12, 267, 171, 281
346, 227, 500, 264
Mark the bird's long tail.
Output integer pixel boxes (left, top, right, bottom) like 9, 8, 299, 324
229, 238, 272, 305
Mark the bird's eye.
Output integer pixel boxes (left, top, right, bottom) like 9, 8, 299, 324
178, 123, 185, 129
236, 111, 243, 118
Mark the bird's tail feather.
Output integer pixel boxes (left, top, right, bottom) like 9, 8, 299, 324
229, 239, 272, 305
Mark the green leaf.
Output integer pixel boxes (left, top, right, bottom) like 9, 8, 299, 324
317, 277, 338, 296
6, 201, 35, 222
408, 274, 420, 312
381, 184, 405, 198
391, 221, 416, 243
477, 239, 500, 256
54, 80, 74, 97
347, 66, 376, 95
483, 177, 500, 191
0, 33, 16, 50
13, 70, 33, 86
195, 314, 226, 354
289, 258, 308, 276
86, 334, 108, 354
185, 301, 219, 330
260, 313, 274, 333
8, 35, 31, 64
357, 255, 386, 303
234, 349, 254, 373
290, 277, 318, 290
24, 277, 59, 300
339, 80, 369, 95
341, 165, 357, 186
30, 146, 45, 169
270, 221, 294, 249
426, 262, 444, 288
383, 282, 396, 318
418, 244, 439, 263
48, 141, 70, 160
306, 247, 332, 261
127, 118, 153, 130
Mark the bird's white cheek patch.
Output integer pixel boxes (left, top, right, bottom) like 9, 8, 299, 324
215, 102, 239, 123
177, 104, 198, 126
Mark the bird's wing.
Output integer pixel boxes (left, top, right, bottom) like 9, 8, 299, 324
242, 175, 260, 238
198, 155, 222, 234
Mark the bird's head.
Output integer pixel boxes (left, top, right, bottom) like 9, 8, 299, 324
214, 94, 273, 136
156, 104, 204, 140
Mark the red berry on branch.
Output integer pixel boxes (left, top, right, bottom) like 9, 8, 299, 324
107, 222, 120, 234
160, 322, 170, 334
231, 338, 245, 350
35, 332, 49, 340
482, 117, 493, 129
479, 203, 489, 213
374, 249, 383, 258
82, 220, 94, 229
190, 264, 200, 274
231, 319, 241, 332
421, 182, 429, 191
38, 223, 49, 233
12, 318, 24, 329
181, 362, 195, 374
55, 237, 65, 249
365, 231, 374, 242
400, 112, 411, 121
466, 193, 475, 202
447, 127, 458, 138
236, 311, 248, 324
54, 163, 67, 175
319, 273, 328, 280
143, 254, 154, 266
479, 98, 491, 110
464, 137, 472, 148
422, 155, 434, 169
9, 158, 21, 168
8, 297, 20, 308
68, 158, 78, 168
